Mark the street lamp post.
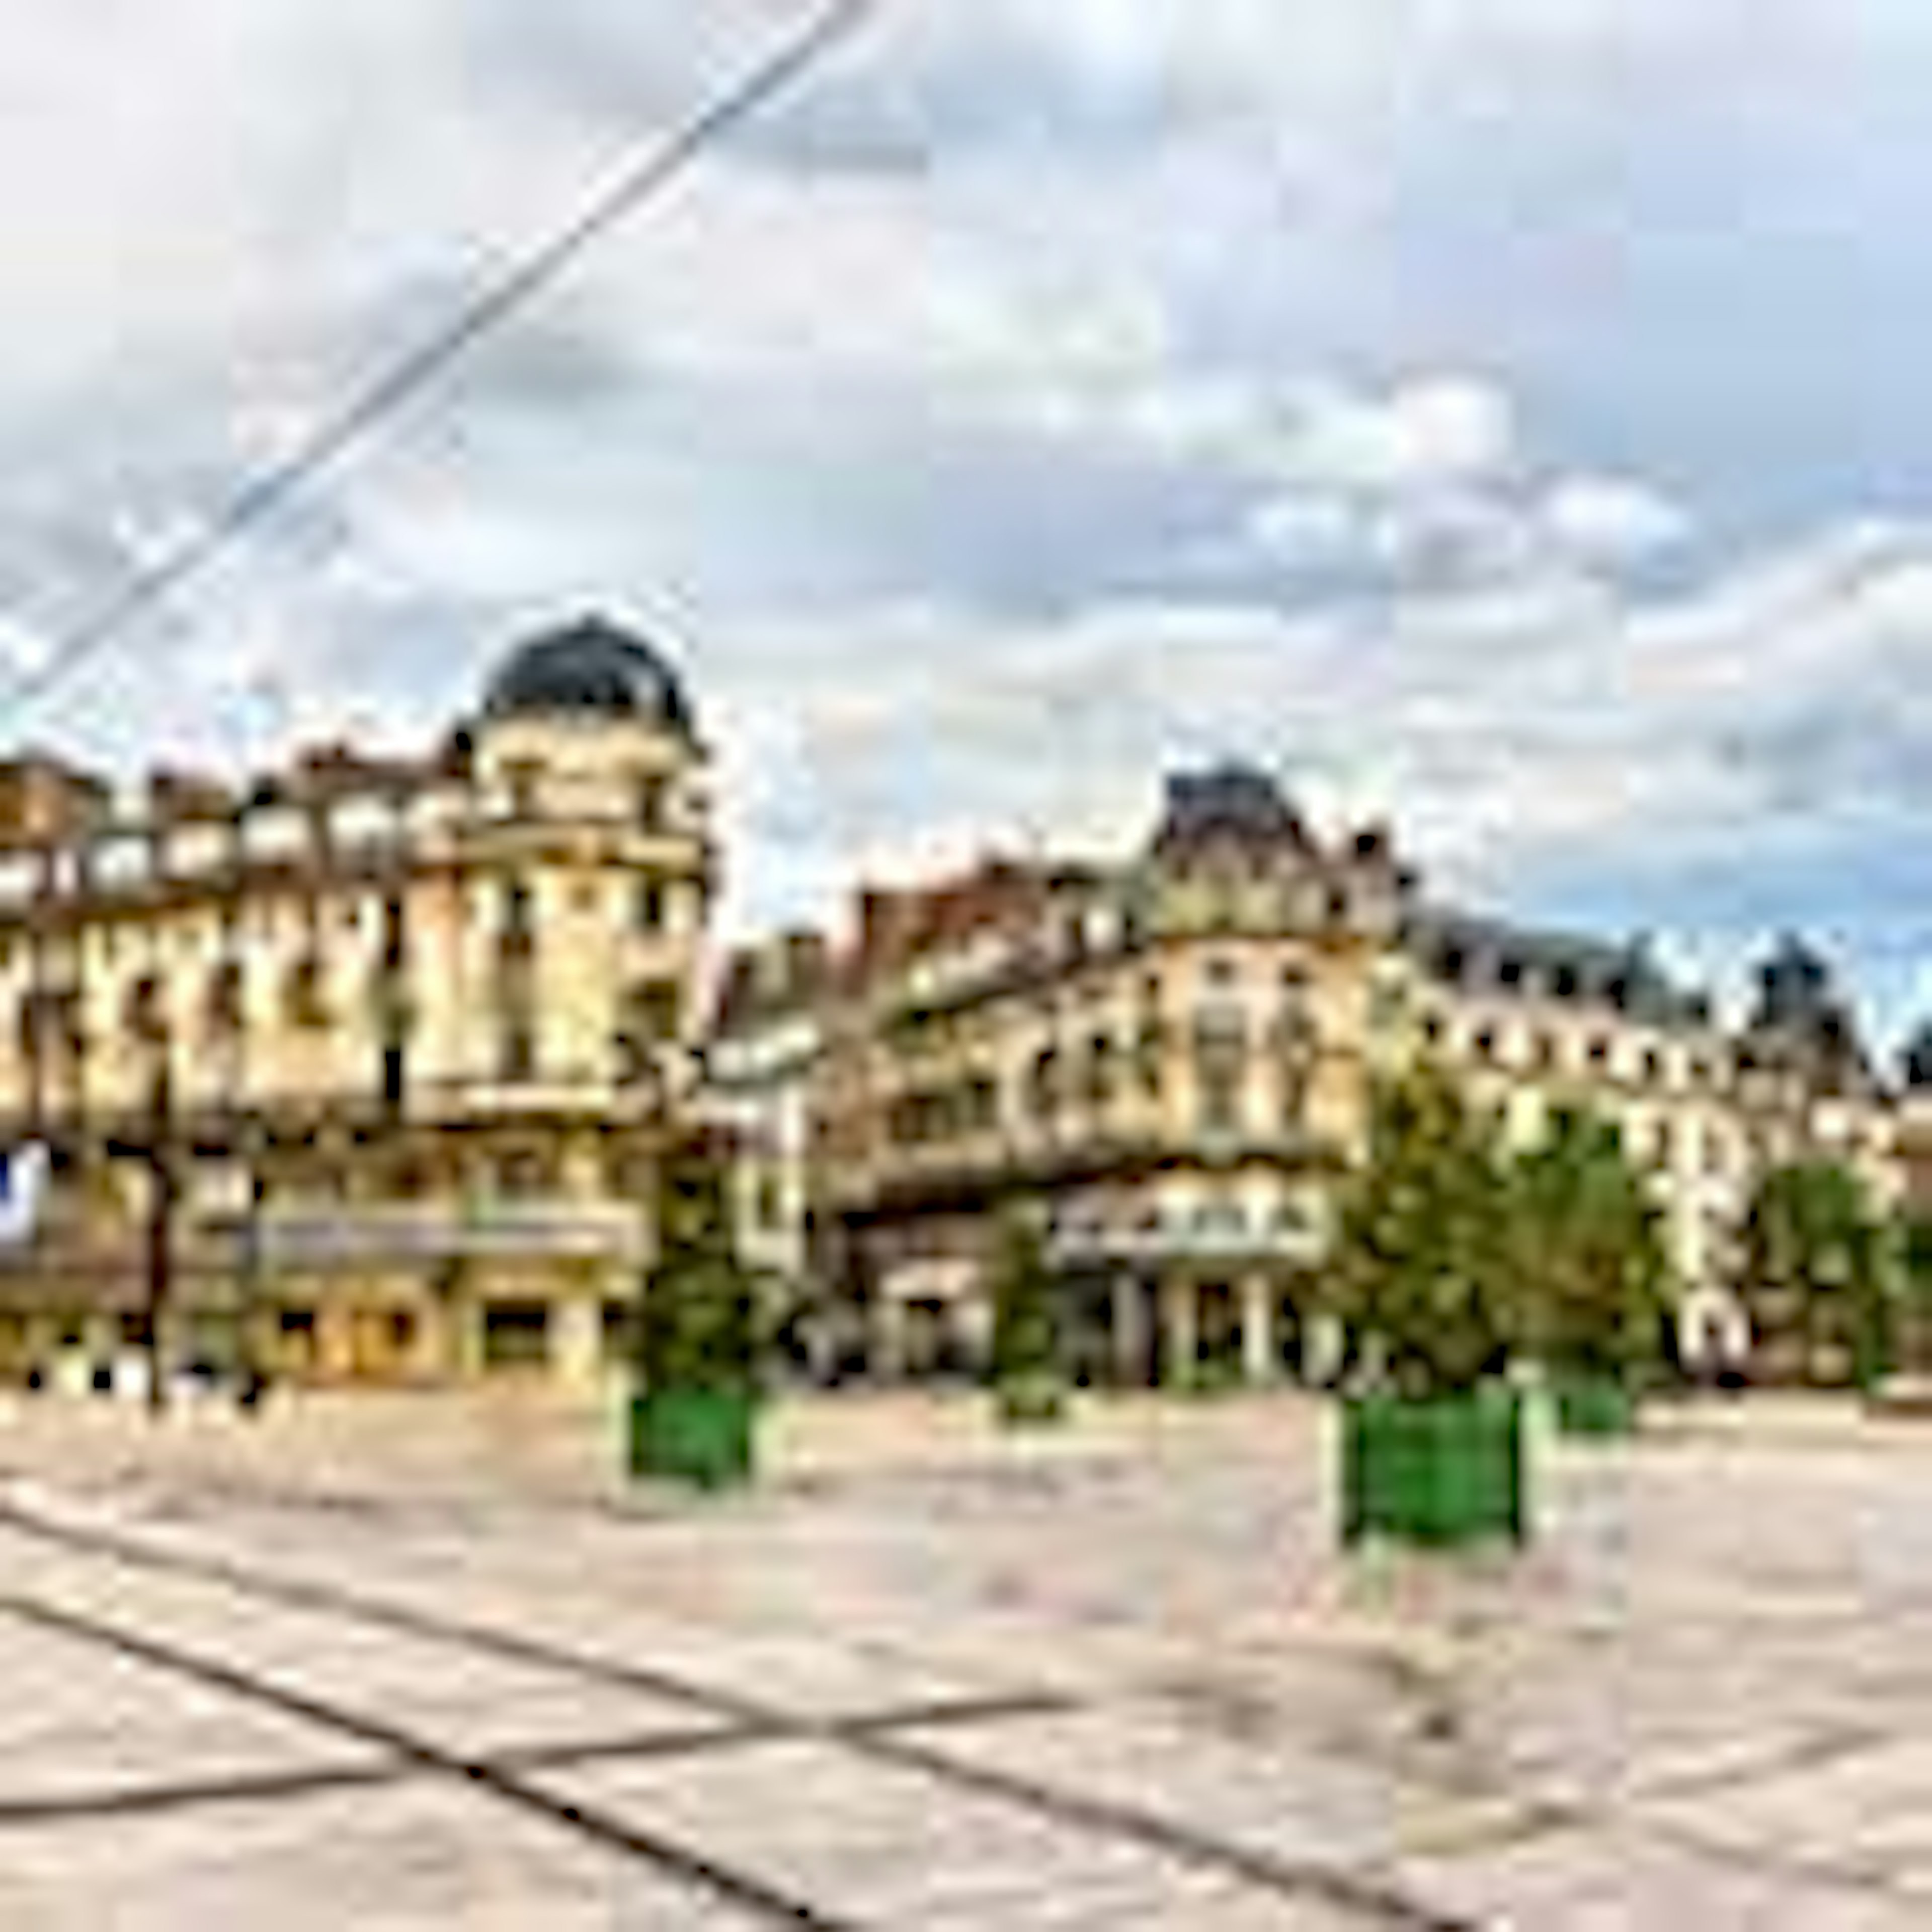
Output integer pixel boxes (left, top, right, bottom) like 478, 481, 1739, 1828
144, 1049, 174, 1416
235, 1110, 268, 1406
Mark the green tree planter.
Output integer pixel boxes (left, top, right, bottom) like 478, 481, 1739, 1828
629, 1386, 756, 1490
996, 1371, 1066, 1426
1326, 1067, 1533, 1548
630, 1140, 764, 1490
1551, 1374, 1635, 1438
1343, 1390, 1525, 1548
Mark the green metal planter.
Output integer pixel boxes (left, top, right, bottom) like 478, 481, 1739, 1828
1552, 1375, 1636, 1438
996, 1372, 1067, 1427
1342, 1390, 1526, 1549
629, 1388, 757, 1490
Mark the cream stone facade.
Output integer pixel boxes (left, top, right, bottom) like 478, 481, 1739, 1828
715, 768, 1905, 1390
0, 616, 709, 1393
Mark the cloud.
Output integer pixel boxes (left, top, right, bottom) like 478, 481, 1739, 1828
0, 2, 1927, 1053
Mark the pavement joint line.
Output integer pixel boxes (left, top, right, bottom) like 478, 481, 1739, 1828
0, 1759, 408, 1827
0, 1491, 1480, 1925
1646, 1814, 1927, 1904
861, 1730, 1483, 1931
0, 1496, 1083, 1747
0, 1720, 808, 1831
0, 1593, 859, 1930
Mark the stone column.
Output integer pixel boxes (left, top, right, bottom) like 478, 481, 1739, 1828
1240, 1274, 1275, 1387
1160, 1275, 1197, 1388
551, 1290, 603, 1396
1305, 1311, 1345, 1388
870, 1295, 906, 1384
1112, 1273, 1149, 1389
316, 1298, 357, 1386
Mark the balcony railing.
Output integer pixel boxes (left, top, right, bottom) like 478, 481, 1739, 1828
247, 1196, 648, 1269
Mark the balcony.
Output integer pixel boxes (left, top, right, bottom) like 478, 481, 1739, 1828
248, 1196, 648, 1269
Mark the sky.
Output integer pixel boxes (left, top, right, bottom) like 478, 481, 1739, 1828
2, 1, 1931, 1055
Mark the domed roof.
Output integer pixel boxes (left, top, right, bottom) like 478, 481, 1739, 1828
484, 615, 694, 735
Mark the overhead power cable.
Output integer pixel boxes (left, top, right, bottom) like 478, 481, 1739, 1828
0, 0, 880, 722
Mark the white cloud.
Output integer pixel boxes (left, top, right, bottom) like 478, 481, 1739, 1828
1542, 475, 1691, 564
0, 1, 1926, 1046
1274, 378, 1521, 498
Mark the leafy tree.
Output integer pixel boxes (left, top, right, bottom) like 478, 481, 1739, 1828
636, 1148, 762, 1392
988, 1202, 1062, 1396
1897, 1217, 1932, 1376
1328, 1065, 1523, 1397
1739, 1161, 1894, 1387
1507, 1110, 1673, 1384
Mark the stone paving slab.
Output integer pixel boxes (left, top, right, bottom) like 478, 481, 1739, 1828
1396, 1819, 1930, 1930
1640, 1736, 1932, 1898
532, 1735, 1382, 1929
0, 1612, 381, 1811
9, 1392, 1932, 1925
0, 1777, 764, 1930
887, 1704, 1449, 1875
1, 1535, 739, 1762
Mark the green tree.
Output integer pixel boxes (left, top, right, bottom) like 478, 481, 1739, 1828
636, 1149, 761, 1393
1896, 1217, 1932, 1377
988, 1202, 1063, 1414
1508, 1110, 1673, 1384
1740, 1161, 1894, 1388
1328, 1065, 1522, 1397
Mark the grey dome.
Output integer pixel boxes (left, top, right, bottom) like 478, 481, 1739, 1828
484, 615, 694, 734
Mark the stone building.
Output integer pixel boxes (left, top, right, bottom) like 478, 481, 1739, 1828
716, 765, 1902, 1388
715, 767, 1410, 1385
0, 615, 710, 1392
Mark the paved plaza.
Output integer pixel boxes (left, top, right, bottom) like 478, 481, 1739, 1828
3, 1390, 1932, 1926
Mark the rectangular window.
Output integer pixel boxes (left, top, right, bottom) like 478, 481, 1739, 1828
501, 1027, 536, 1082
286, 959, 329, 1030
756, 1173, 784, 1230
637, 777, 667, 832
602, 1301, 635, 1357
628, 981, 682, 1042
1200, 1072, 1241, 1135
635, 878, 667, 933
382, 1044, 406, 1110
482, 1303, 550, 1369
